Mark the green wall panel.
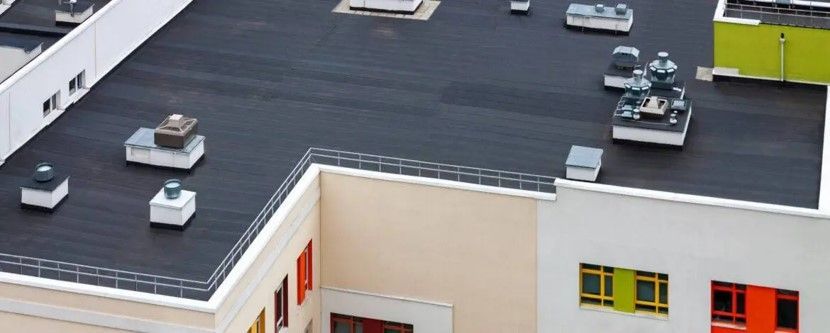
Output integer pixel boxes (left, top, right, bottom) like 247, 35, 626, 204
714, 21, 830, 83
613, 268, 635, 313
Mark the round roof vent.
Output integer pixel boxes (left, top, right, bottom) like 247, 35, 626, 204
33, 162, 54, 182
624, 69, 651, 96
164, 179, 182, 199
648, 51, 677, 82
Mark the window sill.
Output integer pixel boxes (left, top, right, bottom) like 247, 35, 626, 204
712, 322, 746, 330
579, 304, 668, 321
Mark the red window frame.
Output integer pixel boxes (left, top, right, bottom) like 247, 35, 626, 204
275, 276, 288, 330
776, 289, 799, 332
711, 281, 746, 326
297, 240, 313, 305
330, 313, 413, 333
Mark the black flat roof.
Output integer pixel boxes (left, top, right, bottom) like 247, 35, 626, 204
0, 0, 824, 283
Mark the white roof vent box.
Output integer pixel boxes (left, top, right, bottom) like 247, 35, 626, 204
55, 0, 95, 26
20, 162, 69, 212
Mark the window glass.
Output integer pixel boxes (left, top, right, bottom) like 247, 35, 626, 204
333, 322, 349, 333
605, 275, 614, 296
736, 293, 745, 314
777, 298, 798, 329
659, 282, 668, 305
713, 290, 732, 313
636, 280, 655, 302
582, 273, 600, 295
69, 78, 76, 94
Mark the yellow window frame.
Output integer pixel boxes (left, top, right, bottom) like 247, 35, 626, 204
635, 272, 669, 315
579, 264, 614, 307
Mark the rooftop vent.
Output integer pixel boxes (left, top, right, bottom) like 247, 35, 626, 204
647, 51, 678, 86
21, 162, 69, 212
150, 179, 196, 230
565, 145, 603, 182
612, 45, 639, 69
154, 114, 198, 149
164, 179, 182, 199
33, 162, 54, 182
595, 4, 605, 12
615, 3, 627, 14
624, 69, 651, 97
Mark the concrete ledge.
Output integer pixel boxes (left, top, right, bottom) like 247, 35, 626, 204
820, 86, 830, 211
555, 178, 830, 219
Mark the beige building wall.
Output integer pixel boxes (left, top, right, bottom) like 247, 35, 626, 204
0, 281, 214, 331
216, 175, 322, 333
319, 172, 539, 332
0, 311, 129, 333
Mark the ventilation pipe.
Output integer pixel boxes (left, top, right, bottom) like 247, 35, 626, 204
779, 32, 786, 82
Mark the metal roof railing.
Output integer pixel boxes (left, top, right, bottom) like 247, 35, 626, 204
0, 148, 556, 300
724, 1, 830, 29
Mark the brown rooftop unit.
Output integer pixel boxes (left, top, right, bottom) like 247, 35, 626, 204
154, 114, 198, 149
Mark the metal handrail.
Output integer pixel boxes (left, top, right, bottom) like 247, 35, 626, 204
724, 2, 830, 28
0, 148, 556, 300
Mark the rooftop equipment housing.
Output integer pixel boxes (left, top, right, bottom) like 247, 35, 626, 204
349, 0, 423, 14
604, 46, 641, 88
125, 114, 205, 170
55, 0, 95, 25
565, 145, 603, 182
20, 162, 69, 212
510, 0, 530, 14
612, 67, 693, 147
566, 3, 634, 33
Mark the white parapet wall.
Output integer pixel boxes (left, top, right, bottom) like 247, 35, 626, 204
0, 0, 193, 166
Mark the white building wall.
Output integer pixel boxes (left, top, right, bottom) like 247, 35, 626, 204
0, 91, 8, 159
0, 0, 193, 165
538, 183, 830, 333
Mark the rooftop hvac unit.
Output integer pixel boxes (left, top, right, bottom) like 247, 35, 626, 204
154, 114, 199, 149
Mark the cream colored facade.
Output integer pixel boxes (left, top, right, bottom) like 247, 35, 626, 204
320, 172, 539, 332
0, 164, 826, 332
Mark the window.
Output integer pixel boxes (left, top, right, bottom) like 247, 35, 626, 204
777, 289, 798, 331
69, 71, 85, 95
297, 240, 312, 305
42, 92, 59, 117
635, 270, 668, 315
331, 313, 413, 333
275, 276, 288, 330
711, 281, 746, 326
579, 264, 614, 307
248, 309, 265, 333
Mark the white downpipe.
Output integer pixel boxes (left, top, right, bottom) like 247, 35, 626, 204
779, 33, 786, 82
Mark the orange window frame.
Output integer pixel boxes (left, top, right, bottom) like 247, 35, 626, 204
711, 281, 746, 326
297, 240, 313, 305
